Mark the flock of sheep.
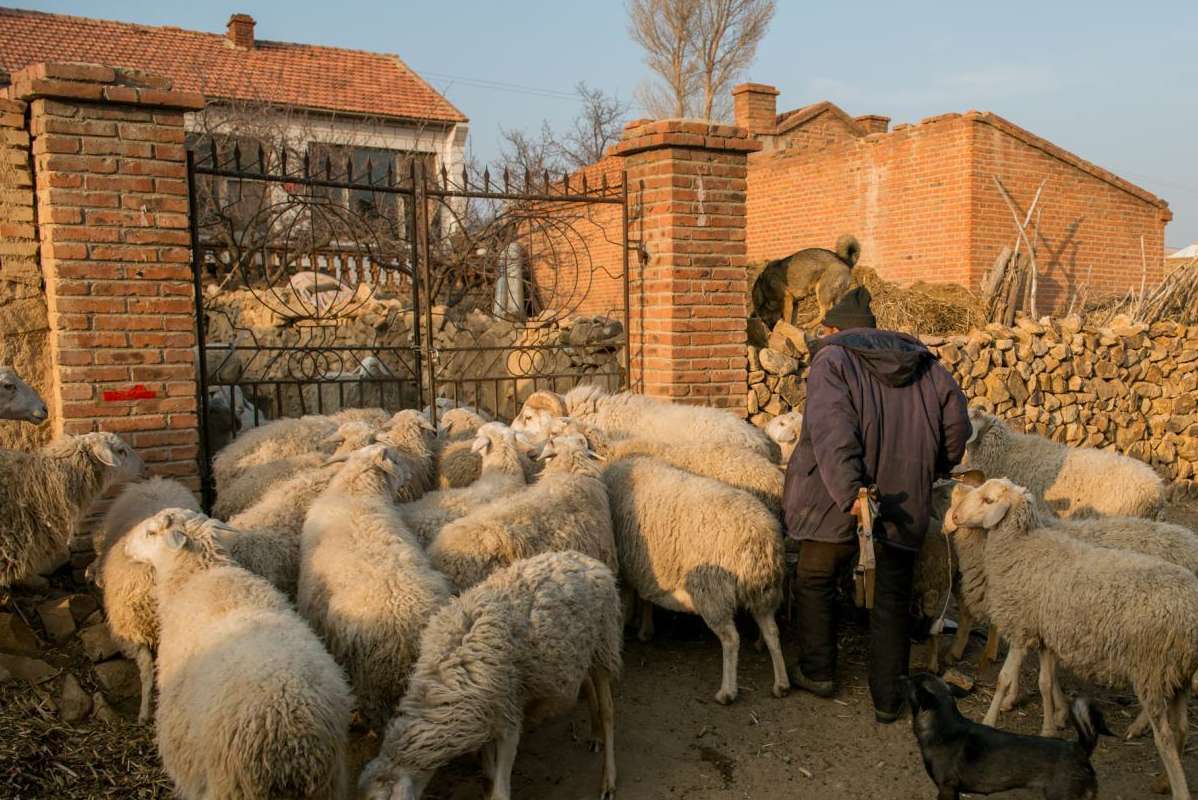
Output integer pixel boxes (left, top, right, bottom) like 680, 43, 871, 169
2, 360, 1197, 800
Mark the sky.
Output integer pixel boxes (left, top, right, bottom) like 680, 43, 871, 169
19, 0, 1198, 247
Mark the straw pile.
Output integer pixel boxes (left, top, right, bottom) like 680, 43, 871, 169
1085, 259, 1198, 327
853, 266, 984, 335
0, 683, 170, 798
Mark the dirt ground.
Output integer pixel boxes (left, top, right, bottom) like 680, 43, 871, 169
409, 497, 1198, 800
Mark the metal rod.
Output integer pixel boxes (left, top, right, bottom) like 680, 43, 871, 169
186, 150, 215, 512
621, 172, 632, 392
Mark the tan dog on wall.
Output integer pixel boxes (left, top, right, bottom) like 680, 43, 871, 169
752, 234, 861, 329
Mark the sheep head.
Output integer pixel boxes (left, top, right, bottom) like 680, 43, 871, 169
0, 367, 48, 424
357, 754, 432, 800
82, 432, 146, 483
382, 409, 437, 446
437, 407, 486, 439
511, 390, 567, 441
122, 507, 221, 570
943, 478, 1027, 533
469, 421, 515, 455
331, 443, 412, 494
321, 421, 378, 455
965, 408, 1001, 448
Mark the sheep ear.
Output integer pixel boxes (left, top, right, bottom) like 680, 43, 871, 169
537, 441, 556, 461
470, 436, 491, 455
164, 529, 187, 551
323, 452, 352, 467
91, 439, 120, 467
417, 415, 436, 432
958, 469, 986, 487
586, 448, 605, 462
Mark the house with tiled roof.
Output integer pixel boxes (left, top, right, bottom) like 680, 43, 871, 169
0, 7, 468, 221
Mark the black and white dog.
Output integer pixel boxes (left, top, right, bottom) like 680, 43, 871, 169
901, 672, 1110, 800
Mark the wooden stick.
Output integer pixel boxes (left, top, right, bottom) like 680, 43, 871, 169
993, 177, 1047, 317
1136, 235, 1148, 320
1028, 206, 1042, 318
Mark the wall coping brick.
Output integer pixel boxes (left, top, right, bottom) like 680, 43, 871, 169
6, 62, 205, 111
731, 82, 779, 97
612, 119, 762, 157
775, 100, 867, 138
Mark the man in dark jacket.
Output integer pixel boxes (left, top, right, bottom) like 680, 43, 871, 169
783, 286, 970, 721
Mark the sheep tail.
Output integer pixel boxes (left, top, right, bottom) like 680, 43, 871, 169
836, 234, 861, 267
1068, 697, 1112, 757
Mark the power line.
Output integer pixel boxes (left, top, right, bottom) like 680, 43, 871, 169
416, 69, 579, 101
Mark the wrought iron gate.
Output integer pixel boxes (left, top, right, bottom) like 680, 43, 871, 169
187, 140, 632, 506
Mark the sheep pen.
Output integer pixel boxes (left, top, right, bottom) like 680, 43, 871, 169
3, 393, 1197, 799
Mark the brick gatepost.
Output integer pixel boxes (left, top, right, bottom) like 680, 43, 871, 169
8, 63, 205, 490
612, 119, 760, 412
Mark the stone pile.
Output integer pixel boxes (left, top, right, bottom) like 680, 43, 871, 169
748, 314, 1198, 498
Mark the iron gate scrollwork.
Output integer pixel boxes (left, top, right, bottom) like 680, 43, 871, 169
188, 139, 632, 508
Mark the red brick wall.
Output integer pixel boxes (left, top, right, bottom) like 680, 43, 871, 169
612, 120, 759, 411
774, 109, 861, 154
746, 110, 1171, 310
969, 114, 1170, 310
525, 155, 626, 319
9, 62, 206, 489
747, 113, 975, 287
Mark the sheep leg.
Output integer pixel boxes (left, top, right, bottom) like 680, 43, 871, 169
709, 617, 740, 705
752, 609, 790, 698
593, 667, 617, 800
1050, 664, 1069, 731
1149, 703, 1191, 800
927, 632, 941, 675
980, 624, 1001, 672
1127, 708, 1152, 740
581, 674, 602, 753
945, 598, 971, 665
984, 644, 1025, 727
637, 598, 655, 644
1037, 651, 1058, 738
487, 721, 522, 800
134, 646, 155, 724
480, 741, 497, 788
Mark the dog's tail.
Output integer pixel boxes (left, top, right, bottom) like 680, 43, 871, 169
836, 234, 861, 267
1068, 697, 1113, 757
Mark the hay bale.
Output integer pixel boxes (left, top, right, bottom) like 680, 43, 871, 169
853, 266, 984, 335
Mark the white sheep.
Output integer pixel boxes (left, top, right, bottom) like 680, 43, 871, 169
763, 409, 803, 465
358, 550, 621, 800
400, 422, 528, 547
512, 384, 777, 460
603, 455, 788, 704
299, 444, 452, 728
428, 433, 615, 593
605, 437, 783, 516
93, 477, 200, 723
0, 432, 143, 587
374, 409, 438, 501
944, 478, 1198, 800
0, 366, 48, 424
432, 407, 519, 489
212, 419, 380, 519
964, 409, 1165, 519
211, 413, 341, 491
125, 509, 352, 800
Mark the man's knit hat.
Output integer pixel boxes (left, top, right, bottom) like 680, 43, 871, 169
822, 286, 876, 330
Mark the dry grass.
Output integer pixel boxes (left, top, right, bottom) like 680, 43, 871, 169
0, 683, 170, 799
854, 266, 985, 335
1082, 260, 1198, 327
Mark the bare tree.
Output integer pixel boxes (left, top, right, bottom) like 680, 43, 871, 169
693, 0, 775, 121
627, 0, 774, 121
496, 83, 630, 176
628, 0, 700, 118
551, 83, 632, 168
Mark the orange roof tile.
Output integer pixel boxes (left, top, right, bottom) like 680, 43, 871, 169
0, 7, 467, 124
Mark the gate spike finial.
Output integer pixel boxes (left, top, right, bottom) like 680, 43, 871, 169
387, 161, 394, 187
524, 167, 531, 191
281, 148, 288, 176
324, 155, 331, 181
208, 138, 218, 169
233, 143, 241, 171
303, 150, 310, 178
256, 142, 264, 172
563, 172, 570, 194
345, 154, 353, 183
461, 165, 468, 190
601, 171, 608, 191
441, 164, 449, 189
503, 166, 510, 192
365, 157, 373, 185
483, 167, 490, 192
582, 172, 588, 193
543, 169, 550, 194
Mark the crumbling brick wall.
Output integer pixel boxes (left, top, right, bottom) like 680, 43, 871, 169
0, 96, 52, 450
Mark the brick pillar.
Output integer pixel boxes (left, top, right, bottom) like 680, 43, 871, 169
612, 120, 760, 411
9, 62, 206, 489
732, 83, 779, 136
